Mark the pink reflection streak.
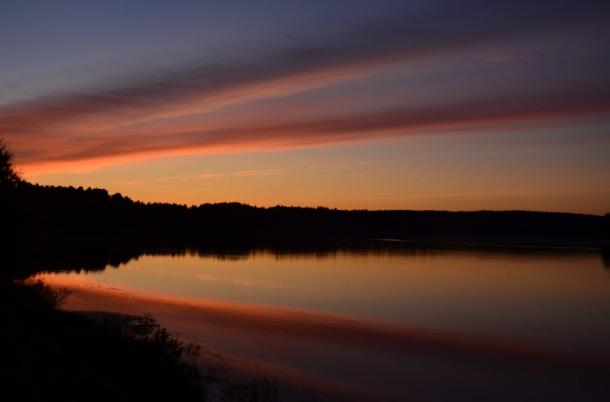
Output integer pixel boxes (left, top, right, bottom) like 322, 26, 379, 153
39, 273, 610, 370
36, 272, 610, 400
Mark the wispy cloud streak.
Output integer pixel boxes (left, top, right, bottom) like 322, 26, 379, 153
21, 85, 610, 168
110, 169, 289, 185
2, 0, 609, 171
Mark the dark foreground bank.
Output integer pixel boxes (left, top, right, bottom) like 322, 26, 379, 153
1, 279, 202, 402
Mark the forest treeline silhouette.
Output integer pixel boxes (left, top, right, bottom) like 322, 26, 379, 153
1, 138, 609, 241
9, 181, 610, 238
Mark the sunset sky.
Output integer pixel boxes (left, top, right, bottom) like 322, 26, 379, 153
2, 0, 609, 214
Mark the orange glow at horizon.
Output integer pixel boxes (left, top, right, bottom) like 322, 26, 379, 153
23, 128, 610, 215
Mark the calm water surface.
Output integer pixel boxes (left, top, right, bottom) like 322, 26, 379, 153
37, 242, 610, 401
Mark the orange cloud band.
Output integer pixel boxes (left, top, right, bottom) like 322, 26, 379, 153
14, 86, 610, 175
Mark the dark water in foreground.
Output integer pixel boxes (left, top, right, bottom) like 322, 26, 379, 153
36, 242, 610, 401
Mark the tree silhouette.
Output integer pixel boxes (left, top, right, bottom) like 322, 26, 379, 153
0, 137, 22, 188
0, 137, 29, 248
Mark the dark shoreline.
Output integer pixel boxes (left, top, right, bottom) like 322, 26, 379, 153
30, 233, 610, 251
6, 233, 606, 280
1, 279, 203, 402
390, 235, 610, 249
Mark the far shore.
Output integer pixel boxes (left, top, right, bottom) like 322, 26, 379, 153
30, 233, 610, 250
393, 235, 610, 249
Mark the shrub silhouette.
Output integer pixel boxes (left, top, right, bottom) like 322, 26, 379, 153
20, 278, 73, 309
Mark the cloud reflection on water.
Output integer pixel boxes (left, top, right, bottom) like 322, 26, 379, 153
33, 242, 610, 401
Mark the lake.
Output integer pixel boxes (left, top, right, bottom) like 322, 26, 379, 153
36, 240, 610, 401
